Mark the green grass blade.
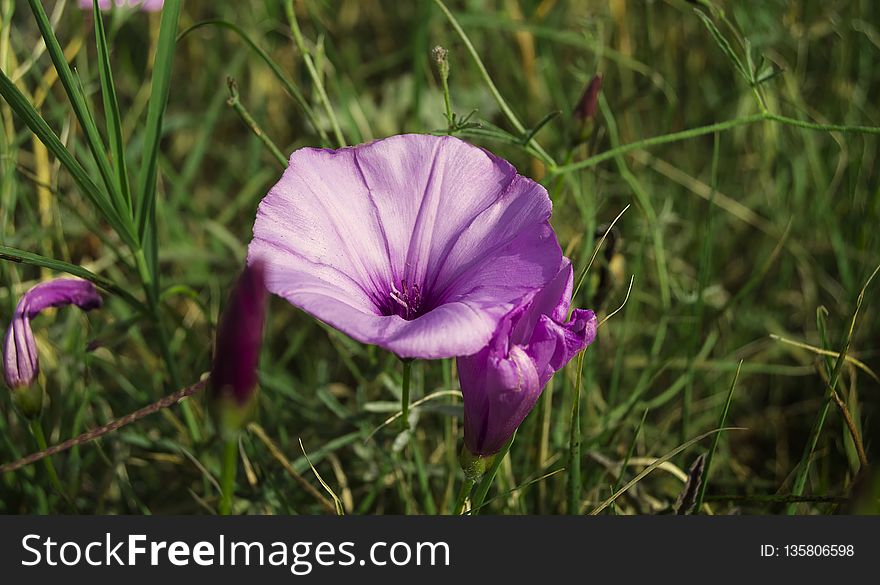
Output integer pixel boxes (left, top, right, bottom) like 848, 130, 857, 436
25, 0, 127, 225
590, 427, 743, 515
470, 432, 515, 514
694, 360, 742, 512
93, 0, 132, 217
283, 0, 346, 147
432, 0, 556, 168
0, 69, 134, 246
135, 0, 181, 250
0, 244, 146, 313
178, 19, 328, 147
786, 265, 880, 514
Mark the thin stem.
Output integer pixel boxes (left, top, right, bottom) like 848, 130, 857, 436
470, 434, 513, 514
553, 111, 880, 175
29, 419, 67, 500
1, 380, 206, 475
432, 0, 556, 168
568, 352, 585, 513
219, 436, 238, 515
438, 61, 454, 132
787, 264, 880, 514
226, 77, 287, 167
134, 250, 201, 443
764, 112, 880, 134
453, 478, 474, 515
411, 434, 438, 514
283, 0, 346, 148
400, 359, 413, 430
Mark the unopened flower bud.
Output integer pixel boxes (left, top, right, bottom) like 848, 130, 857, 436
209, 262, 267, 437
573, 73, 603, 145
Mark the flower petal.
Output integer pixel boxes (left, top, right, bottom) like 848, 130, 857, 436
2, 279, 102, 389
527, 309, 598, 387
249, 134, 561, 358
459, 344, 541, 456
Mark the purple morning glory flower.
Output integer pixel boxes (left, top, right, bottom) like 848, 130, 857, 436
3, 279, 102, 391
247, 134, 562, 359
457, 259, 597, 457
79, 0, 164, 11
209, 262, 267, 410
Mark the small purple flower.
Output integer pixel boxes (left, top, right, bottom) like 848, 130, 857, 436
209, 262, 267, 408
3, 279, 102, 391
79, 0, 164, 11
248, 134, 562, 359
457, 260, 597, 457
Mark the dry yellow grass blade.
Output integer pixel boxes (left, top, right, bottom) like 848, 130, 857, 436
770, 334, 880, 384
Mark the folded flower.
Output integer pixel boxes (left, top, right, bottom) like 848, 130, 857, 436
248, 134, 563, 359
79, 0, 164, 11
209, 262, 267, 434
3, 279, 102, 392
457, 260, 597, 457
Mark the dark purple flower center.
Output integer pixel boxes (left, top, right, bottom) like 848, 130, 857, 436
379, 279, 428, 320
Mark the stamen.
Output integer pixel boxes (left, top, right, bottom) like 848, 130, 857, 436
385, 279, 424, 319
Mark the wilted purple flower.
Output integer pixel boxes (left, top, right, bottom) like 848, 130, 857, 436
3, 279, 102, 391
79, 0, 164, 11
209, 262, 267, 409
248, 134, 563, 359
458, 260, 597, 457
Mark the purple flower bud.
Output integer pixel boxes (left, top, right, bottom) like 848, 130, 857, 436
457, 259, 597, 457
574, 74, 603, 123
79, 0, 164, 11
3, 279, 102, 391
209, 262, 267, 413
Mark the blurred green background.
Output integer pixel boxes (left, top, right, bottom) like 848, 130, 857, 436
1, 0, 878, 514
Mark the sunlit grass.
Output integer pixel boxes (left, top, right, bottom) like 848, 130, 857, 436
1, 0, 878, 515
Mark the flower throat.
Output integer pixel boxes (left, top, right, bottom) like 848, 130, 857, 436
382, 279, 424, 320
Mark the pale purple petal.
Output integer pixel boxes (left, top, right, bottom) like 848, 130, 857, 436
3, 279, 102, 389
248, 134, 561, 359
457, 261, 598, 456
459, 343, 541, 457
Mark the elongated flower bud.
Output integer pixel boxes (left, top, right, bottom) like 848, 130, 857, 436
3, 279, 102, 417
209, 262, 267, 436
457, 260, 597, 458
574, 74, 603, 123
573, 73, 603, 145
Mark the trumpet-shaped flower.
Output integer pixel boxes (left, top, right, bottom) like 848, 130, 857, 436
248, 134, 563, 359
3, 279, 102, 391
457, 260, 597, 456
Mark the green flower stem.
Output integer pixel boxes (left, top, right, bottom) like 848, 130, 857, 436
432, 0, 556, 168
400, 359, 413, 431
568, 352, 585, 514
283, 0, 346, 148
452, 478, 474, 515
470, 434, 514, 514
219, 436, 238, 515
134, 249, 201, 443
552, 112, 880, 176
29, 419, 67, 501
226, 78, 287, 167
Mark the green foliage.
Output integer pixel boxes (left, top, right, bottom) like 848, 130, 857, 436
1, 0, 878, 515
